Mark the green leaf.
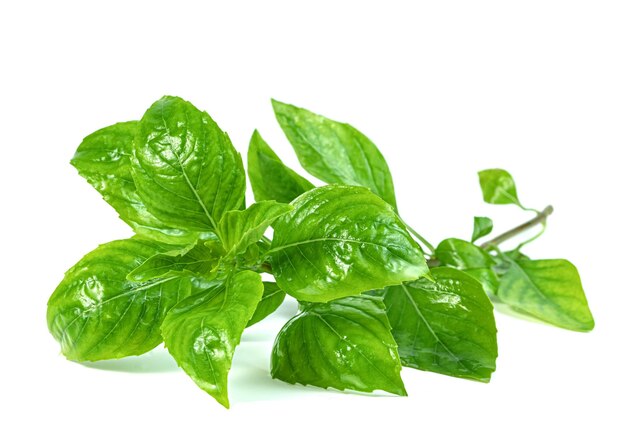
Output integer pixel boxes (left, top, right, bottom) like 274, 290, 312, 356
471, 216, 493, 243
161, 271, 263, 408
268, 185, 428, 302
247, 130, 314, 203
132, 96, 246, 232
218, 201, 293, 257
247, 281, 286, 327
497, 258, 595, 331
478, 168, 521, 206
272, 100, 397, 209
436, 238, 498, 299
383, 268, 498, 382
271, 294, 406, 395
70, 121, 201, 245
47, 239, 191, 361
127, 241, 223, 282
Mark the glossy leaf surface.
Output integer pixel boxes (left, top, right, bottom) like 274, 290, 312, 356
436, 238, 499, 297
71, 121, 200, 244
472, 216, 493, 243
132, 96, 246, 232
161, 271, 263, 407
247, 281, 286, 327
218, 201, 293, 257
478, 168, 521, 206
271, 294, 406, 395
127, 242, 223, 282
273, 100, 397, 209
268, 185, 428, 302
47, 239, 191, 361
498, 258, 594, 331
384, 268, 498, 382
247, 130, 314, 203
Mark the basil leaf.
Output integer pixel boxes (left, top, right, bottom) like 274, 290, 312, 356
247, 281, 286, 327
47, 239, 191, 361
272, 100, 397, 209
132, 96, 246, 232
127, 241, 223, 282
247, 130, 314, 203
498, 258, 594, 331
478, 168, 521, 206
436, 238, 498, 299
218, 201, 293, 258
384, 268, 498, 382
471, 216, 493, 243
271, 294, 406, 395
268, 185, 428, 302
71, 121, 201, 245
161, 271, 263, 408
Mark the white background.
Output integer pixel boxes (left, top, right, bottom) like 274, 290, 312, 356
1, 1, 624, 442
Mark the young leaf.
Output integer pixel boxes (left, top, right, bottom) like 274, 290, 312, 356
271, 294, 406, 395
436, 238, 498, 298
478, 169, 522, 206
247, 282, 286, 327
498, 258, 595, 331
132, 96, 246, 232
272, 100, 397, 209
71, 121, 201, 245
247, 130, 314, 203
268, 185, 428, 302
161, 271, 263, 408
126, 241, 223, 282
218, 201, 293, 258
471, 216, 493, 243
47, 239, 192, 361
383, 268, 498, 382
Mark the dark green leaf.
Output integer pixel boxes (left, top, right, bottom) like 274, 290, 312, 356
247, 281, 286, 327
471, 216, 493, 243
268, 185, 428, 302
161, 271, 263, 408
478, 168, 521, 206
247, 130, 314, 203
498, 258, 595, 331
71, 121, 201, 244
218, 201, 293, 258
271, 294, 406, 395
132, 96, 246, 232
272, 100, 397, 209
47, 239, 191, 361
127, 241, 223, 282
384, 268, 498, 382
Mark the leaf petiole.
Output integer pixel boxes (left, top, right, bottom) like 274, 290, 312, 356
480, 205, 553, 250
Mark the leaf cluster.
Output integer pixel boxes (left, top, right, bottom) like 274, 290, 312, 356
47, 96, 594, 407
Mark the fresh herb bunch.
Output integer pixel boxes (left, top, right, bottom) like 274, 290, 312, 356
47, 96, 594, 407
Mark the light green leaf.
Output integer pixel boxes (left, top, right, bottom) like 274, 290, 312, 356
478, 168, 521, 206
70, 121, 202, 245
247, 130, 314, 203
268, 185, 428, 302
247, 282, 286, 327
132, 96, 246, 232
127, 241, 223, 282
47, 239, 191, 361
218, 201, 293, 257
384, 268, 498, 382
271, 294, 406, 395
161, 271, 263, 408
435, 238, 498, 298
272, 100, 397, 209
498, 258, 594, 332
471, 216, 493, 243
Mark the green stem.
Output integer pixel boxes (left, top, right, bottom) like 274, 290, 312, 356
480, 205, 553, 249
400, 217, 436, 254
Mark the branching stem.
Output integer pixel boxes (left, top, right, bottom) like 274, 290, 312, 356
480, 205, 554, 249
